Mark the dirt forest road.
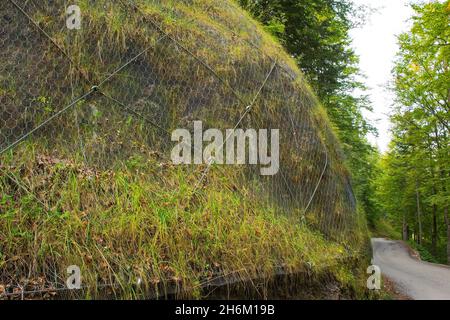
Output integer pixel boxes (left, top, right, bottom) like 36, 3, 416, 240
371, 238, 450, 300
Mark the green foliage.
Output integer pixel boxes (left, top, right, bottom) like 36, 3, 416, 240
371, 218, 400, 240
374, 1, 449, 263
238, 0, 361, 100
408, 241, 440, 264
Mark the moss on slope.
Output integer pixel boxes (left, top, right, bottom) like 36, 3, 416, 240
0, 0, 368, 298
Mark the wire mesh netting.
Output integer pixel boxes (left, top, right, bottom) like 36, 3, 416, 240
0, 0, 359, 298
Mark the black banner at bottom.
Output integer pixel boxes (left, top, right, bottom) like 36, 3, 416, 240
0, 300, 448, 318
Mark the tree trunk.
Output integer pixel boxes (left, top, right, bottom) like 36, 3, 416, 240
415, 181, 423, 245
445, 206, 450, 265
432, 195, 438, 254
402, 211, 409, 241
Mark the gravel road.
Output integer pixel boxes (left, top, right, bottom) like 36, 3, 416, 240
371, 238, 450, 300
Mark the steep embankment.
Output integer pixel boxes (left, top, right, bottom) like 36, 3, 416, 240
0, 0, 368, 298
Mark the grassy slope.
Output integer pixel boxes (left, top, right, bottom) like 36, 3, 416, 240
0, 0, 369, 298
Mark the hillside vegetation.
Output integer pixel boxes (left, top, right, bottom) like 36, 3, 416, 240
0, 0, 368, 298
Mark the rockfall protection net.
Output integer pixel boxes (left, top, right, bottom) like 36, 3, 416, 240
0, 0, 358, 297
